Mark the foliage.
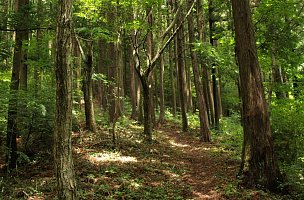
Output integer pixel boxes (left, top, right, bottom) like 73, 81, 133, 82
216, 113, 243, 158
271, 98, 304, 198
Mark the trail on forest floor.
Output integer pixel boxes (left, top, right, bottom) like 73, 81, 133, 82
155, 124, 240, 199
0, 121, 274, 200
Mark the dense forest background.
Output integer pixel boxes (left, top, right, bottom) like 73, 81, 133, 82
0, 0, 304, 199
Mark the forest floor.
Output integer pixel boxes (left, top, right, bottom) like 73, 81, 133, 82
0, 120, 280, 199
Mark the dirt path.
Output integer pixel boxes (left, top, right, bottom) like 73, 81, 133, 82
156, 124, 240, 199
0, 122, 246, 200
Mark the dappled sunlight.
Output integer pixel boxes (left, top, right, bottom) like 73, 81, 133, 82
88, 151, 138, 164
160, 169, 180, 178
129, 123, 143, 130
192, 190, 221, 200
169, 139, 189, 147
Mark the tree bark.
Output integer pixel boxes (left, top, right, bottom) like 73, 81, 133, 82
98, 39, 108, 111
187, 0, 210, 141
116, 31, 124, 115
130, 45, 138, 120
54, 0, 77, 198
197, 0, 214, 126
73, 38, 82, 110
140, 75, 153, 143
18, 0, 29, 91
159, 54, 165, 124
232, 0, 282, 190
146, 7, 156, 127
82, 41, 97, 132
108, 42, 117, 124
208, 0, 220, 129
176, 8, 188, 132
6, 0, 29, 171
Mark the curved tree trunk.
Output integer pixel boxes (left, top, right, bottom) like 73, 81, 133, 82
54, 0, 77, 198
231, 0, 282, 190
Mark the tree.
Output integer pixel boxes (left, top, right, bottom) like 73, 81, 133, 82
53, 0, 77, 198
175, 1, 188, 132
187, 0, 210, 141
6, 0, 29, 171
75, 38, 97, 132
231, 0, 283, 190
132, 0, 196, 142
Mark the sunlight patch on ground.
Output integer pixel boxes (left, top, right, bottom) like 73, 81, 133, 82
169, 140, 189, 147
89, 151, 138, 163
160, 169, 180, 178
129, 124, 143, 130
193, 190, 221, 200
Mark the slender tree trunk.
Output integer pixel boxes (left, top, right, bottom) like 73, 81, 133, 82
82, 41, 97, 132
146, 7, 156, 127
98, 39, 108, 111
232, 0, 282, 190
169, 43, 177, 117
176, 7, 188, 132
73, 39, 82, 110
108, 43, 117, 124
130, 46, 138, 120
140, 75, 152, 143
197, 0, 214, 125
159, 54, 165, 124
186, 50, 193, 112
187, 0, 210, 141
34, 0, 43, 94
208, 0, 220, 129
166, 3, 177, 117
54, 0, 77, 198
116, 31, 124, 115
18, 0, 29, 91
6, 34, 21, 171
6, 0, 29, 171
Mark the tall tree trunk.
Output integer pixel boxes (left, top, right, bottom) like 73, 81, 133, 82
168, 0, 177, 117
140, 75, 152, 143
18, 0, 29, 90
208, 0, 220, 129
6, 0, 29, 171
82, 41, 97, 132
116, 31, 124, 115
108, 43, 117, 124
146, 7, 156, 127
159, 54, 165, 124
130, 46, 138, 120
6, 33, 21, 171
232, 0, 282, 190
34, 0, 43, 95
186, 48, 193, 112
197, 0, 214, 125
98, 39, 108, 111
187, 0, 210, 141
54, 0, 77, 198
176, 7, 188, 132
73, 39, 82, 110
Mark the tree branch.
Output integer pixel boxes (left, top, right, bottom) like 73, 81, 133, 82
146, 0, 197, 77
